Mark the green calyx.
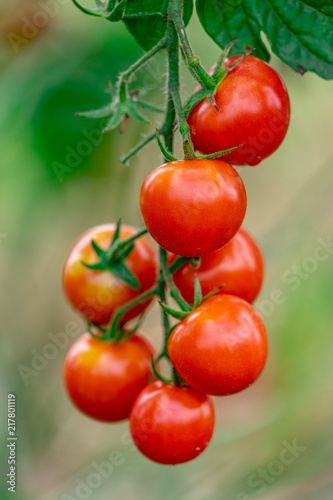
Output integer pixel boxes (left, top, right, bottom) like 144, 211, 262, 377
159, 276, 225, 321
155, 128, 242, 162
82, 220, 147, 291
77, 93, 163, 134
183, 43, 255, 119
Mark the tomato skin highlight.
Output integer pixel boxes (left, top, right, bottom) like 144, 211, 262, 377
63, 223, 157, 325
168, 295, 268, 396
188, 55, 290, 166
173, 228, 264, 304
130, 381, 215, 464
140, 159, 247, 257
63, 332, 155, 422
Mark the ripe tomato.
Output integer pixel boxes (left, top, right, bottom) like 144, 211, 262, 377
168, 295, 268, 396
140, 159, 247, 257
130, 381, 215, 464
187, 55, 290, 166
63, 223, 157, 325
173, 228, 264, 304
64, 332, 155, 422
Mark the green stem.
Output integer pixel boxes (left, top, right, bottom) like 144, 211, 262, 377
106, 285, 159, 342
156, 131, 178, 162
159, 92, 176, 155
172, 368, 184, 387
168, 0, 215, 93
159, 248, 192, 312
169, 256, 189, 273
166, 18, 196, 160
120, 132, 156, 165
120, 95, 175, 165
156, 247, 171, 360
118, 35, 168, 103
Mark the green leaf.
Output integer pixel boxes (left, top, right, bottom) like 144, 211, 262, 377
123, 0, 194, 50
71, 0, 104, 17
106, 0, 128, 21
105, 0, 117, 10
111, 261, 141, 290
300, 1, 333, 17
196, 0, 333, 79
196, 0, 270, 61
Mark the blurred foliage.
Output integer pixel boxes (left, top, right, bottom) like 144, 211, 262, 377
0, 1, 333, 500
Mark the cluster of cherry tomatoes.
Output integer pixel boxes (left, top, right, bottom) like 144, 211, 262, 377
62, 55, 290, 465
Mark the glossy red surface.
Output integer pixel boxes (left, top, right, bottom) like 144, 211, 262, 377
188, 55, 290, 166
140, 159, 247, 257
173, 227, 264, 303
64, 332, 155, 422
63, 223, 157, 325
168, 295, 268, 395
130, 381, 215, 464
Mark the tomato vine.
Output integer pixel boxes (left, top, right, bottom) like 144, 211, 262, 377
62, 0, 332, 465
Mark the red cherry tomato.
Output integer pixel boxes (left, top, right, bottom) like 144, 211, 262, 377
187, 55, 290, 166
63, 224, 157, 325
168, 295, 268, 396
130, 381, 215, 464
140, 159, 247, 257
173, 228, 264, 304
63, 332, 155, 422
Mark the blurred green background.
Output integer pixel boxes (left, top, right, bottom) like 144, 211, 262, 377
0, 1, 333, 499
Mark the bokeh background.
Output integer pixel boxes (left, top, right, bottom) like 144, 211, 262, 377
1, 1, 333, 499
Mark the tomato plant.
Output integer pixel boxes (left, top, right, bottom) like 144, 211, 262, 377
130, 381, 215, 464
173, 227, 264, 304
187, 55, 291, 166
63, 332, 155, 422
63, 223, 157, 325
140, 159, 247, 257
168, 295, 268, 395
63, 0, 331, 467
